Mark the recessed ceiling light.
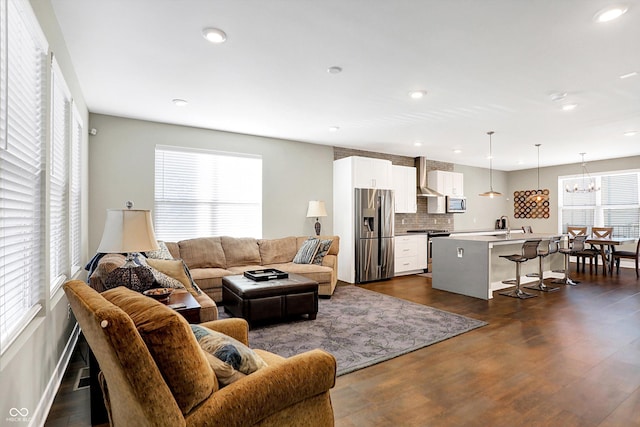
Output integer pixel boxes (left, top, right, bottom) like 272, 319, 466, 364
409, 90, 427, 99
172, 99, 188, 107
327, 66, 342, 74
329, 126, 340, 132
413, 142, 422, 147
202, 28, 227, 44
620, 71, 638, 79
453, 149, 462, 154
562, 103, 578, 111
549, 92, 567, 102
624, 130, 638, 136
594, 5, 628, 23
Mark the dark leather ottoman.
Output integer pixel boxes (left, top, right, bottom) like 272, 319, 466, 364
222, 273, 318, 325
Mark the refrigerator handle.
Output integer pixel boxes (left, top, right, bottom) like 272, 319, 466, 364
377, 195, 382, 265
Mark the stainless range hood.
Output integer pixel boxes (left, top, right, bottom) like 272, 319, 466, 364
415, 157, 444, 197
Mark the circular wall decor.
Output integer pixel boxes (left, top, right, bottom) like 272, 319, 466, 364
513, 189, 550, 219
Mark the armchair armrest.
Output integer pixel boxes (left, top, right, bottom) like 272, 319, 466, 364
199, 318, 249, 345
186, 349, 336, 426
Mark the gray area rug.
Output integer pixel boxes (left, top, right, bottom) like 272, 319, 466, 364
220, 285, 487, 376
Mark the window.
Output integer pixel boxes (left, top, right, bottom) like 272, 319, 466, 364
49, 58, 71, 292
154, 146, 262, 241
559, 171, 640, 238
0, 0, 48, 353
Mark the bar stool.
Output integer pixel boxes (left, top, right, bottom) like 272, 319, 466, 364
552, 234, 587, 286
524, 237, 561, 292
499, 239, 541, 299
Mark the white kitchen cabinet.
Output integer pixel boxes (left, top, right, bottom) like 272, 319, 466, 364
351, 156, 393, 189
392, 165, 417, 213
394, 234, 428, 275
427, 170, 464, 214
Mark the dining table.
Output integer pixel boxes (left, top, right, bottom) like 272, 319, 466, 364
586, 237, 638, 275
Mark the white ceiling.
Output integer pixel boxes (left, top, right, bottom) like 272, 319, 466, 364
51, 0, 640, 171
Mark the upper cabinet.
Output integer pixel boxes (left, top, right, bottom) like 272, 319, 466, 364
428, 170, 464, 196
349, 156, 393, 189
427, 170, 464, 214
392, 165, 417, 213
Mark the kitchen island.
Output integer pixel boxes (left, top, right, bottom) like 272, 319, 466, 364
431, 233, 565, 300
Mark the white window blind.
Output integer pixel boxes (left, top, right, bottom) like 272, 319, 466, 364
0, 0, 48, 354
70, 105, 83, 276
154, 146, 262, 241
49, 58, 71, 292
559, 171, 640, 238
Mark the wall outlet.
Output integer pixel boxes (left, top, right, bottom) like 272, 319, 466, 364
457, 248, 464, 258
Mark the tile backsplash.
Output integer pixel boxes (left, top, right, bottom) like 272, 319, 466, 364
333, 147, 454, 233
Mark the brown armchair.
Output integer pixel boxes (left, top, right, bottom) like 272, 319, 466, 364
63, 280, 336, 427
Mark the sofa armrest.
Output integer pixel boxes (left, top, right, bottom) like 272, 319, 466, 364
186, 349, 336, 426
199, 318, 249, 345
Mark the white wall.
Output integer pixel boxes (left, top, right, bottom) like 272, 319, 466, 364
87, 114, 334, 252
0, 1, 89, 425
453, 164, 509, 231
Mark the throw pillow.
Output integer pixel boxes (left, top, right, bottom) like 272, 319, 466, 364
145, 241, 174, 260
146, 258, 202, 296
293, 237, 319, 264
104, 264, 155, 292
136, 256, 185, 289
190, 324, 267, 386
312, 239, 333, 265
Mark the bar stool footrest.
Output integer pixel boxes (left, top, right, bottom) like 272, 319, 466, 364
499, 288, 538, 299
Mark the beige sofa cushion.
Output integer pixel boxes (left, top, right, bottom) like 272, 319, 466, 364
179, 237, 226, 268
221, 236, 261, 268
258, 236, 298, 265
102, 286, 216, 414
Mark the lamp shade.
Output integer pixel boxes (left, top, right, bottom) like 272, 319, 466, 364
97, 209, 160, 253
306, 201, 327, 218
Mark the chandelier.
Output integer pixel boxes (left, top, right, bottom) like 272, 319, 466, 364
565, 153, 600, 193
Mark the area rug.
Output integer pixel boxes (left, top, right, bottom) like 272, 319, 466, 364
220, 285, 486, 376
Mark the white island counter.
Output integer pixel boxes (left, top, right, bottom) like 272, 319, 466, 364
431, 233, 565, 300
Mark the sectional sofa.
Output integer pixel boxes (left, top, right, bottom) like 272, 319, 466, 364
90, 235, 340, 313
163, 235, 339, 302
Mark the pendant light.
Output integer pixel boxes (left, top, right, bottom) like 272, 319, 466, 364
526, 144, 549, 203
565, 153, 600, 193
479, 131, 502, 198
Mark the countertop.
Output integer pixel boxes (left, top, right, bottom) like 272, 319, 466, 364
439, 232, 562, 244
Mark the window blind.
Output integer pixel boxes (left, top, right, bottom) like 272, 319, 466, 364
49, 58, 71, 292
559, 171, 640, 238
154, 146, 262, 241
0, 0, 48, 354
70, 105, 83, 276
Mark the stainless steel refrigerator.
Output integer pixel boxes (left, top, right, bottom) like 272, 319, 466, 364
354, 188, 395, 283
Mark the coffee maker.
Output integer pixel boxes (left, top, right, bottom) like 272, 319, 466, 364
495, 217, 507, 230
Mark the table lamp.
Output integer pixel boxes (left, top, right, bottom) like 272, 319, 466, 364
97, 203, 160, 291
306, 200, 327, 236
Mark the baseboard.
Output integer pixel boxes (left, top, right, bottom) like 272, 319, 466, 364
29, 322, 80, 427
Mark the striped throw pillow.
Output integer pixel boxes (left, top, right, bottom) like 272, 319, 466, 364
293, 237, 320, 264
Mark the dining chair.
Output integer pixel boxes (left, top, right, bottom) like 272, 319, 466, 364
611, 239, 640, 278
566, 226, 596, 273
585, 227, 614, 274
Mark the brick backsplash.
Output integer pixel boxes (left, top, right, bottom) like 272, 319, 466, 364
333, 146, 455, 232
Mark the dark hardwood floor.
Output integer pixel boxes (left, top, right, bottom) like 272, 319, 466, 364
45, 265, 640, 427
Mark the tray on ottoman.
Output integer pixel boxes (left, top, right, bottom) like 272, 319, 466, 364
243, 268, 289, 281
223, 273, 318, 325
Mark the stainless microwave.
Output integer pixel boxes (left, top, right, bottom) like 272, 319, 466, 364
446, 196, 466, 213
